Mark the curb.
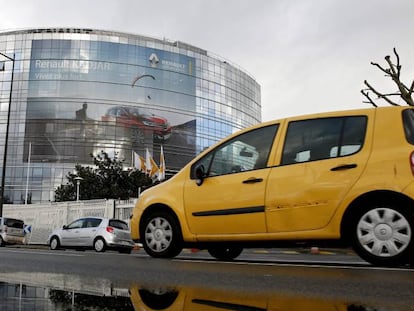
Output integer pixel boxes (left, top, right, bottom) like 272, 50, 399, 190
8, 244, 356, 256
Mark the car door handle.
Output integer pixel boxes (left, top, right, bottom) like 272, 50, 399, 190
330, 164, 357, 171
242, 177, 263, 184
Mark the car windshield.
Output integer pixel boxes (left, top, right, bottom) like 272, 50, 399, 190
125, 107, 140, 116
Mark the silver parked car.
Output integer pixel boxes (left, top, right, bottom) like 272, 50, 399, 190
0, 217, 26, 246
47, 217, 135, 253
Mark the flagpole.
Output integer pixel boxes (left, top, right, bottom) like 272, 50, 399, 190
25, 142, 31, 205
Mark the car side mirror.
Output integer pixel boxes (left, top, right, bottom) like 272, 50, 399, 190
63, 225, 67, 230
195, 165, 206, 186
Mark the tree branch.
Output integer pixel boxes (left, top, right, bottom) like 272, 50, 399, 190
370, 61, 390, 76
361, 90, 377, 107
363, 80, 400, 106
363, 48, 414, 106
393, 47, 401, 78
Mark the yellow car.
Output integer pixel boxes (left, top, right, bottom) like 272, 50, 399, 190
130, 285, 354, 311
131, 106, 414, 266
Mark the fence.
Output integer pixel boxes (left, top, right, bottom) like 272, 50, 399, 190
2, 199, 136, 245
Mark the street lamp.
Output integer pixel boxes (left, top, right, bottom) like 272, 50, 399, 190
74, 177, 83, 202
0, 52, 15, 217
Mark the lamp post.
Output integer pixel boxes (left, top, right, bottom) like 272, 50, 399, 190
74, 177, 83, 202
0, 52, 15, 217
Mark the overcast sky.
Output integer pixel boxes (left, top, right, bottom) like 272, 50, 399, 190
1, 0, 414, 121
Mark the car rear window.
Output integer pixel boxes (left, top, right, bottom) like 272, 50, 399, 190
109, 219, 129, 230
281, 116, 366, 165
402, 109, 414, 145
4, 218, 24, 229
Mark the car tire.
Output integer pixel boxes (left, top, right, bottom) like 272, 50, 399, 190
0, 236, 4, 247
93, 237, 106, 252
351, 203, 413, 266
140, 211, 183, 258
138, 288, 179, 309
207, 247, 243, 260
50, 236, 60, 250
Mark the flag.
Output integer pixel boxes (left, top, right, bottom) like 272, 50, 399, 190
145, 148, 159, 178
133, 152, 146, 172
158, 145, 166, 181
150, 156, 159, 178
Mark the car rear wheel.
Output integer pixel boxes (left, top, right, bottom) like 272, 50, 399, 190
207, 247, 243, 260
141, 211, 183, 258
50, 236, 60, 250
94, 237, 106, 252
351, 204, 413, 266
0, 236, 4, 247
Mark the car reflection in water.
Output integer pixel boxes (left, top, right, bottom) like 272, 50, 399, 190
0, 272, 404, 311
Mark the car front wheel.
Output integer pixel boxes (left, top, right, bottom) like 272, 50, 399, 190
207, 247, 243, 260
351, 204, 413, 266
50, 236, 60, 250
141, 211, 183, 258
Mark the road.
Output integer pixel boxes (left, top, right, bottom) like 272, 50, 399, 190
0, 246, 413, 310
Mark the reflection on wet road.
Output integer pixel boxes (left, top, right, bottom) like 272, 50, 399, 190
0, 271, 410, 311
0, 247, 412, 310
0, 273, 412, 311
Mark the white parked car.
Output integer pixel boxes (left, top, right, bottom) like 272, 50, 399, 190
0, 217, 26, 246
47, 217, 135, 253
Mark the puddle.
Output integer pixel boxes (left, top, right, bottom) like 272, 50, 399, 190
0, 272, 409, 311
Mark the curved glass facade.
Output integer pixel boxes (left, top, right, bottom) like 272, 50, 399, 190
0, 28, 261, 203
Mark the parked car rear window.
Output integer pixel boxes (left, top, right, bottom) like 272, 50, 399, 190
402, 109, 414, 144
109, 219, 129, 230
4, 218, 24, 229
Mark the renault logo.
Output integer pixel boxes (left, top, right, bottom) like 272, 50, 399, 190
149, 53, 159, 67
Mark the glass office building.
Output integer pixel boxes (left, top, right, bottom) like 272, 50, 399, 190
0, 28, 261, 203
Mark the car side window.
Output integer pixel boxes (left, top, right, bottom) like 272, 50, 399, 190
67, 219, 84, 229
192, 124, 278, 178
84, 218, 101, 228
281, 116, 366, 165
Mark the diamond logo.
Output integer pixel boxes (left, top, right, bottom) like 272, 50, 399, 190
149, 53, 159, 67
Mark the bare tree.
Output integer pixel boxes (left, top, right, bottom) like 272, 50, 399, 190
361, 48, 414, 107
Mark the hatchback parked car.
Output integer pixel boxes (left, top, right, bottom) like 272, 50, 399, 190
0, 217, 26, 246
130, 106, 414, 266
47, 217, 135, 253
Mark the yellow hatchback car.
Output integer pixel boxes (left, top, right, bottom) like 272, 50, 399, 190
131, 106, 414, 266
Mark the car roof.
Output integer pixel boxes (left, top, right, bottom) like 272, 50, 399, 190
191, 106, 411, 163
75, 217, 126, 222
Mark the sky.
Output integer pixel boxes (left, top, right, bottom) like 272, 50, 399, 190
1, 0, 414, 121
